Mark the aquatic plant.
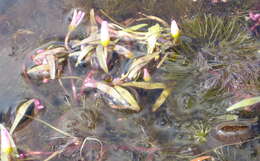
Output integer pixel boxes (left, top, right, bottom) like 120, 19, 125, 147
177, 14, 260, 91
191, 121, 211, 143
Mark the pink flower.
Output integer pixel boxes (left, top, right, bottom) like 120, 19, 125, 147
249, 12, 260, 21
33, 99, 44, 110
68, 9, 85, 31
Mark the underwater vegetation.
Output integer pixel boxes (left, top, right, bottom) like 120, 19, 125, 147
0, 1, 260, 160
175, 14, 260, 92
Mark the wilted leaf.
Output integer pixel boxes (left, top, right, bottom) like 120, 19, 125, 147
114, 86, 140, 111
96, 45, 108, 73
226, 96, 260, 111
152, 87, 171, 111
10, 99, 34, 135
0, 124, 18, 161
121, 81, 167, 89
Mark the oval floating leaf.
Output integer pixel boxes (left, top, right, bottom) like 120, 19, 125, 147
226, 96, 260, 111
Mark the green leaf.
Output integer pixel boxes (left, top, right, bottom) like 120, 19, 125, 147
114, 45, 134, 58
10, 99, 34, 135
46, 55, 56, 79
226, 96, 260, 111
123, 24, 148, 32
114, 86, 140, 111
96, 45, 109, 73
123, 52, 160, 80
146, 24, 161, 54
152, 88, 171, 112
75, 45, 95, 66
121, 81, 167, 89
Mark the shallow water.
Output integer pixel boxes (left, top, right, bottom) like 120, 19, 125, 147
0, 0, 260, 161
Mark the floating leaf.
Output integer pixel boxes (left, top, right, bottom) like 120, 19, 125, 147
114, 86, 140, 111
123, 23, 148, 32
114, 45, 134, 58
93, 82, 140, 111
226, 96, 260, 111
10, 99, 34, 135
27, 64, 50, 80
123, 52, 160, 80
0, 124, 18, 161
72, 34, 99, 48
121, 81, 166, 89
75, 45, 95, 66
96, 45, 108, 73
46, 54, 56, 79
33, 47, 67, 62
89, 9, 98, 35
152, 87, 171, 112
121, 81, 170, 111
95, 82, 125, 103
146, 24, 161, 54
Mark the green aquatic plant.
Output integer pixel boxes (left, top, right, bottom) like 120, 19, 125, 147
176, 14, 260, 91
191, 121, 211, 143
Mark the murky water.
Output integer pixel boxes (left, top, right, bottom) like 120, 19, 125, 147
0, 0, 259, 161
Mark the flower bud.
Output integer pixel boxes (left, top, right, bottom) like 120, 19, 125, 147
143, 68, 151, 81
100, 21, 110, 46
171, 20, 180, 40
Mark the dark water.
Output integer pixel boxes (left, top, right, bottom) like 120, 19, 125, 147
0, 0, 259, 161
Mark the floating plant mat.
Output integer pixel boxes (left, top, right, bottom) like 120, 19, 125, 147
2, 3, 260, 161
